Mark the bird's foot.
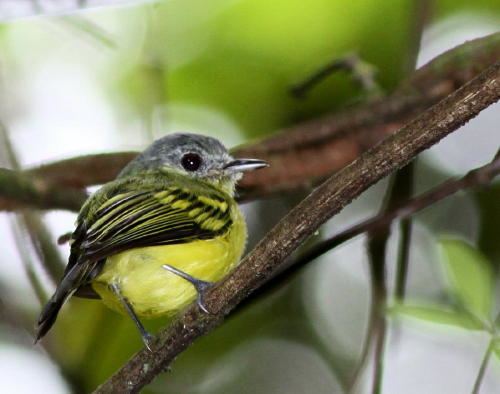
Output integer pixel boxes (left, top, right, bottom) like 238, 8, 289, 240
162, 264, 215, 314
142, 331, 155, 352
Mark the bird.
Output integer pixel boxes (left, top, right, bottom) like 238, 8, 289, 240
35, 132, 268, 349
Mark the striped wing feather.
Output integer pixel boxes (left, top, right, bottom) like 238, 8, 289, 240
78, 185, 232, 261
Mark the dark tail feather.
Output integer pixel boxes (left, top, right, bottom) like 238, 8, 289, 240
35, 288, 72, 343
35, 264, 81, 343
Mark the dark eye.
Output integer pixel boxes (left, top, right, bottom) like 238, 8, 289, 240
181, 152, 202, 172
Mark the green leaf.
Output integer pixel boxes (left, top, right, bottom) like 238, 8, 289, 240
388, 303, 485, 331
492, 338, 500, 361
439, 238, 493, 320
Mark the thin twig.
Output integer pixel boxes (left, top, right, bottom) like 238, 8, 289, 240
367, 161, 415, 394
368, 154, 416, 393
472, 338, 495, 394
394, 217, 413, 300
10, 217, 48, 305
394, 163, 415, 300
20, 212, 65, 283
57, 16, 117, 49
371, 312, 387, 394
93, 61, 500, 394
367, 229, 388, 394
290, 53, 381, 99
350, 161, 416, 393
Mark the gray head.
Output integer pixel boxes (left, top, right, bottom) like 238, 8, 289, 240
120, 133, 267, 193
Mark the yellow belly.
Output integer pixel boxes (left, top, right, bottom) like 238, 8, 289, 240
92, 217, 246, 318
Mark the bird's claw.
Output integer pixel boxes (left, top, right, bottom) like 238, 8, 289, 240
162, 264, 215, 314
142, 332, 155, 352
195, 281, 215, 314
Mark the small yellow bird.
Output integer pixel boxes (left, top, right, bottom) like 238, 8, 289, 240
36, 133, 267, 348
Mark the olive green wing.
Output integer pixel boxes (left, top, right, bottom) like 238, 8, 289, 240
77, 185, 233, 261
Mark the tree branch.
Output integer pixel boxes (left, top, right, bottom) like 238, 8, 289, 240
241, 137, 499, 327
93, 60, 500, 394
282, 151, 500, 279
0, 168, 87, 211
0, 32, 498, 212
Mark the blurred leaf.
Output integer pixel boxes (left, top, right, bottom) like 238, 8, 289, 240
59, 16, 117, 49
493, 338, 500, 360
435, 0, 500, 17
439, 238, 493, 320
388, 303, 485, 330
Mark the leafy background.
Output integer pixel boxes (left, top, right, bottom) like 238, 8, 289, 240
0, 0, 499, 393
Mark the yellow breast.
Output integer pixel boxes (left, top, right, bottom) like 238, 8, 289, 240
92, 207, 246, 318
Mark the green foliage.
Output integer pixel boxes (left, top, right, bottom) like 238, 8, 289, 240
116, 0, 416, 136
435, 0, 500, 17
388, 304, 485, 330
439, 238, 493, 321
391, 239, 496, 331
494, 338, 500, 360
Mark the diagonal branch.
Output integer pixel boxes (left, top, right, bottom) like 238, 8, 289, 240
297, 150, 500, 268
0, 32, 498, 212
94, 61, 500, 394
243, 145, 500, 317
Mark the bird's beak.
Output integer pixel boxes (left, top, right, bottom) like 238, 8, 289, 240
223, 158, 269, 173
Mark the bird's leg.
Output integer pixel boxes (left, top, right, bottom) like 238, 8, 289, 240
162, 264, 214, 314
109, 283, 154, 351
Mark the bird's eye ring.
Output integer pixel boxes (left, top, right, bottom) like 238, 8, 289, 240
181, 152, 202, 172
